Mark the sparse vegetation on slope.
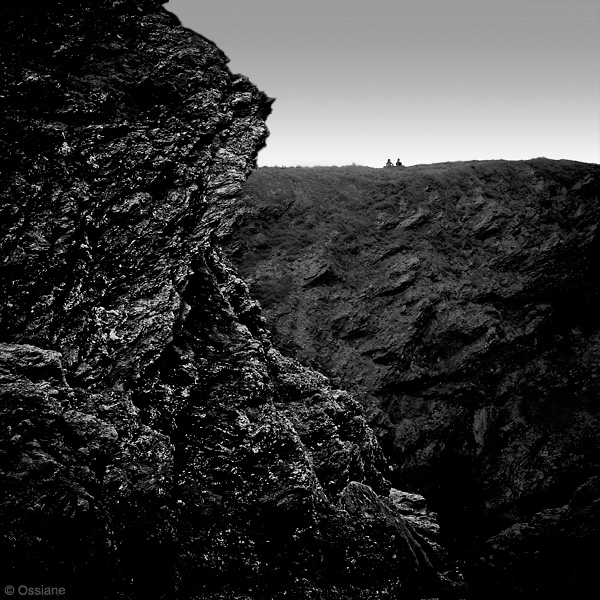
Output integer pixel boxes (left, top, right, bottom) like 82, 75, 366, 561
220, 159, 600, 599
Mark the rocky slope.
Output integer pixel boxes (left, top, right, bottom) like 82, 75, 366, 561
220, 161, 600, 598
0, 3, 454, 599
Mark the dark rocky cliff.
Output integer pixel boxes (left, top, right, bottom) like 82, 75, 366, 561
0, 3, 452, 599
220, 161, 600, 598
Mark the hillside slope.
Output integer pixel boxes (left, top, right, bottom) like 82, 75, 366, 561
0, 3, 451, 599
220, 160, 600, 598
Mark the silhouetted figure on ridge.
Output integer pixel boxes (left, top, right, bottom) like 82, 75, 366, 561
384, 158, 393, 168
396, 158, 403, 167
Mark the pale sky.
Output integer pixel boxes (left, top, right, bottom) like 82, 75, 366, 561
168, 0, 600, 167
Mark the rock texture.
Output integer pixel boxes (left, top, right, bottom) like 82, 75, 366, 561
0, 3, 450, 599
220, 161, 600, 598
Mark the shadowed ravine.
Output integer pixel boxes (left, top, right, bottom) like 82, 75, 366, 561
219, 161, 600, 598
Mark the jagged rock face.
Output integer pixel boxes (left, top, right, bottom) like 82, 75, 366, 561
220, 161, 600, 597
0, 3, 449, 599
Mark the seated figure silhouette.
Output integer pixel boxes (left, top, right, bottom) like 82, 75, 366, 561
396, 159, 403, 167
385, 158, 393, 168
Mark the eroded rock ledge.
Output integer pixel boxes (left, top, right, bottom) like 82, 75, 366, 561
0, 2, 452, 599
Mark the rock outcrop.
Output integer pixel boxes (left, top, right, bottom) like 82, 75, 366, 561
220, 161, 600, 598
0, 3, 449, 599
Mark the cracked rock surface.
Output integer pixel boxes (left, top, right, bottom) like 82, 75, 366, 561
0, 2, 453, 599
